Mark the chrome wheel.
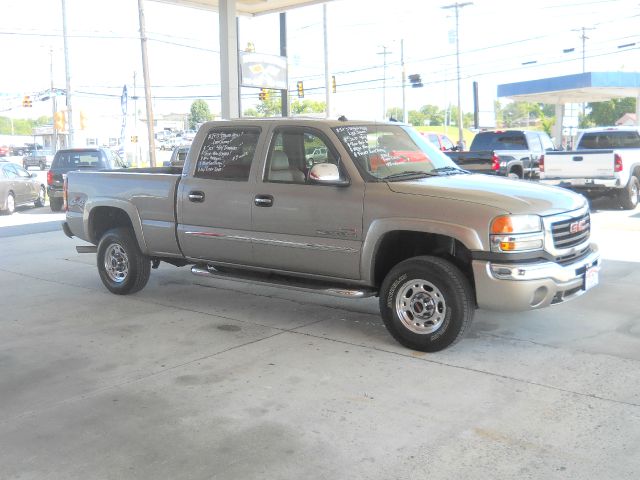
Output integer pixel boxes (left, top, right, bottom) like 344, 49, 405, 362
104, 243, 129, 283
6, 193, 15, 214
36, 186, 45, 207
395, 279, 447, 334
630, 178, 639, 206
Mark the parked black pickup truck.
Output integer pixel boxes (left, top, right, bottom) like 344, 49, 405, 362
445, 130, 557, 179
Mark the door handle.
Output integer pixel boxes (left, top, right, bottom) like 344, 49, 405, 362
188, 191, 205, 202
254, 194, 274, 207
572, 156, 583, 161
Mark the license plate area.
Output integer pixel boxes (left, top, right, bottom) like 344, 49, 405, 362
584, 265, 599, 291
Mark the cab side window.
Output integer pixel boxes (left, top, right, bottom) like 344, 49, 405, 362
194, 128, 260, 181
265, 129, 344, 184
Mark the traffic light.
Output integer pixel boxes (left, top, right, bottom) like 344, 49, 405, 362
259, 88, 268, 101
79, 110, 87, 130
22, 96, 32, 107
54, 111, 66, 131
297, 81, 304, 98
408, 74, 423, 88
332, 75, 336, 94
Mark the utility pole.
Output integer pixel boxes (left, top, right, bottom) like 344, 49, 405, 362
134, 71, 141, 166
573, 26, 595, 73
442, 2, 472, 150
572, 26, 595, 120
323, 4, 331, 118
50, 48, 58, 153
61, 0, 74, 148
138, 0, 156, 167
401, 39, 407, 123
377, 45, 392, 120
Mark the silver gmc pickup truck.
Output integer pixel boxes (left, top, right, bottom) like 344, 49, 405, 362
62, 119, 601, 352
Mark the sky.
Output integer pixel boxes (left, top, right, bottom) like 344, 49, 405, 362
1, 0, 639, 128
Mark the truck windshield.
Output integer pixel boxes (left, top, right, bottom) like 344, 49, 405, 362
578, 131, 640, 149
470, 132, 527, 151
333, 125, 462, 180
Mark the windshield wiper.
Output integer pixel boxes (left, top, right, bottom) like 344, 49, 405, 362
381, 171, 438, 181
431, 166, 470, 175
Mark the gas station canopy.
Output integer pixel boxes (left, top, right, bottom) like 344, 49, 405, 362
498, 72, 640, 136
497, 72, 640, 104
154, 0, 330, 16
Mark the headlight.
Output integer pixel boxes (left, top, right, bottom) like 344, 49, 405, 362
490, 215, 543, 252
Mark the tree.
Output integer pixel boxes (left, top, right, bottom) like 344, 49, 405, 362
407, 110, 427, 127
585, 97, 636, 126
189, 99, 212, 129
256, 96, 281, 117
291, 99, 326, 115
419, 105, 445, 126
0, 116, 51, 135
386, 107, 403, 121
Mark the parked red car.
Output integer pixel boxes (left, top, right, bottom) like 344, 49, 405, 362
0, 146, 10, 157
421, 132, 457, 151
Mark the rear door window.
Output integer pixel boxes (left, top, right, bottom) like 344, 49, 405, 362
471, 132, 528, 150
194, 128, 260, 181
54, 151, 105, 169
578, 131, 640, 149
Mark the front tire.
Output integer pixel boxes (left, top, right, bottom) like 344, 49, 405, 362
1, 192, 15, 215
97, 227, 151, 295
618, 176, 639, 210
379, 256, 474, 352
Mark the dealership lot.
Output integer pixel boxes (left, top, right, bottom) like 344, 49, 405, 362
0, 202, 639, 479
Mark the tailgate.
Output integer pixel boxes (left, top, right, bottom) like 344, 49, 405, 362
543, 150, 614, 179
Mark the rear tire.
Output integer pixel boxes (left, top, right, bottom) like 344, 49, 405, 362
50, 197, 63, 212
379, 256, 474, 352
618, 176, 639, 210
97, 227, 151, 295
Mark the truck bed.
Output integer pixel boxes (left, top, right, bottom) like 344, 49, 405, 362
66, 167, 184, 256
542, 149, 616, 179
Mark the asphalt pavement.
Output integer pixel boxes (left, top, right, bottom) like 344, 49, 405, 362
0, 198, 638, 480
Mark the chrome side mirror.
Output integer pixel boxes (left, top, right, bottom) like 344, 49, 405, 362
309, 163, 349, 186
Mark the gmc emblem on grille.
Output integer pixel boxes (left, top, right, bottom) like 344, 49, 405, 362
569, 219, 588, 234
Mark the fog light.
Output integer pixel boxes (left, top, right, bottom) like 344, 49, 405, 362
530, 286, 548, 308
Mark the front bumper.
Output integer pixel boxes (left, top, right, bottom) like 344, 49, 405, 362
473, 244, 601, 311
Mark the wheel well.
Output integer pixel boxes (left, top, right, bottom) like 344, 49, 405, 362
372, 230, 475, 291
632, 166, 640, 179
89, 207, 134, 244
509, 164, 523, 177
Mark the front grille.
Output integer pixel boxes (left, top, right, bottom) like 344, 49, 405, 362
551, 211, 590, 249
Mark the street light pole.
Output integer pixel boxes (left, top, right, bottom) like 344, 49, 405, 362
442, 2, 472, 149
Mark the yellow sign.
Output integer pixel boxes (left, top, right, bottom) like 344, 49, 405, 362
131, 136, 138, 143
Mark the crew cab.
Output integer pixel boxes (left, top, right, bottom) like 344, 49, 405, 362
540, 126, 640, 209
445, 130, 556, 179
62, 119, 600, 352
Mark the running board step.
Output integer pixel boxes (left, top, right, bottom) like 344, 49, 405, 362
191, 264, 376, 299
76, 245, 98, 254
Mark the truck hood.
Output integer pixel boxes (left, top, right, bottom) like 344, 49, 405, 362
386, 174, 586, 216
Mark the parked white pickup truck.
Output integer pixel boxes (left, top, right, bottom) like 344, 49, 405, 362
540, 126, 640, 209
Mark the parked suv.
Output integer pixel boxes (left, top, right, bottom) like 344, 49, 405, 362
47, 148, 127, 211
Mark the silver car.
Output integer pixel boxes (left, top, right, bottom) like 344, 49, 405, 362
0, 161, 46, 215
